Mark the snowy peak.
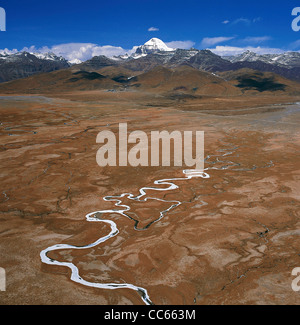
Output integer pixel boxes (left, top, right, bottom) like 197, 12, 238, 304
224, 51, 300, 68
269, 52, 300, 67
0, 51, 70, 83
32, 52, 66, 62
228, 50, 261, 63
0, 51, 68, 63
134, 38, 174, 57
144, 38, 174, 51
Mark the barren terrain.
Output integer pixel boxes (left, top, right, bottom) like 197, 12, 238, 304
0, 91, 300, 305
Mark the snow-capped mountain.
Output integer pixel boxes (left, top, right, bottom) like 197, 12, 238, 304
0, 51, 70, 83
267, 52, 300, 68
31, 52, 67, 62
223, 50, 300, 68
129, 38, 174, 59
0, 51, 67, 63
224, 50, 262, 63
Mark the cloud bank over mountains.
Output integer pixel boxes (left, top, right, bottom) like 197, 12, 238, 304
0, 40, 196, 63
0, 36, 298, 63
210, 45, 285, 56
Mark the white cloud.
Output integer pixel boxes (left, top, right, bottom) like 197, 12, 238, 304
241, 36, 272, 43
210, 45, 285, 56
289, 39, 300, 50
148, 27, 159, 32
10, 43, 128, 63
232, 18, 251, 26
253, 17, 262, 23
2, 38, 291, 64
0, 39, 197, 63
0, 48, 18, 55
222, 20, 230, 24
201, 36, 235, 47
49, 43, 127, 63
231, 17, 261, 26
165, 40, 195, 49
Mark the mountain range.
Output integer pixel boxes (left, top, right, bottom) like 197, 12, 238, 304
0, 51, 70, 83
0, 38, 299, 96
76, 40, 300, 82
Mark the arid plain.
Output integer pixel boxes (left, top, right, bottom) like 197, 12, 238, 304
0, 66, 300, 305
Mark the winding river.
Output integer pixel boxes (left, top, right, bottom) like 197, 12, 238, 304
40, 143, 273, 305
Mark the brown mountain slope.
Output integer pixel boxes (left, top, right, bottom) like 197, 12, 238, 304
128, 65, 242, 96
96, 66, 142, 83
72, 55, 117, 71
219, 69, 300, 95
0, 64, 299, 98
0, 69, 120, 94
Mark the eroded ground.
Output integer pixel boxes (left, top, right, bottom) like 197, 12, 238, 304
0, 92, 299, 305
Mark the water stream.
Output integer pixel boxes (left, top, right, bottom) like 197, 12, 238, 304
40, 169, 210, 305
40, 143, 274, 305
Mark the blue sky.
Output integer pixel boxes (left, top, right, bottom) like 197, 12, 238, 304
0, 0, 300, 61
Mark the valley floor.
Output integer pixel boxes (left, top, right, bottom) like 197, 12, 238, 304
0, 92, 299, 304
